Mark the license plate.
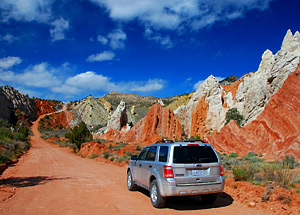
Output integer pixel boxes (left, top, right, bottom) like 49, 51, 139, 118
192, 170, 206, 176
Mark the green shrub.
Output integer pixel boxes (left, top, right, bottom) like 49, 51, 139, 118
232, 162, 255, 181
258, 162, 278, 181
229, 152, 238, 158
68, 122, 92, 149
103, 150, 110, 159
225, 108, 244, 127
115, 155, 131, 163
135, 145, 142, 151
282, 155, 296, 169
195, 135, 201, 141
274, 166, 294, 188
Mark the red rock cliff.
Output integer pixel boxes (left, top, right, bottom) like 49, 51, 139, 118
207, 62, 300, 160
101, 103, 184, 146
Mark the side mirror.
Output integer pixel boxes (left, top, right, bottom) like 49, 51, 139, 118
131, 155, 138, 160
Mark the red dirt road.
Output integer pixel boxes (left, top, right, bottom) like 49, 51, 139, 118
0, 116, 267, 215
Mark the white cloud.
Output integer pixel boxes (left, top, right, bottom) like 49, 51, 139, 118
97, 35, 108, 45
0, 34, 18, 43
51, 85, 83, 95
65, 71, 117, 91
0, 0, 53, 23
90, 0, 274, 30
128, 79, 165, 92
86, 51, 116, 62
0, 56, 22, 69
50, 17, 69, 42
193, 76, 225, 90
144, 28, 174, 49
0, 62, 61, 88
65, 71, 165, 93
107, 28, 127, 49
95, 29, 127, 50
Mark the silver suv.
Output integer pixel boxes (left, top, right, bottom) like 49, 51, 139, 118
127, 140, 225, 208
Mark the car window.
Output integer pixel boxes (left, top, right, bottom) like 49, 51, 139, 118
145, 146, 157, 161
173, 146, 218, 163
138, 147, 149, 160
159, 146, 169, 162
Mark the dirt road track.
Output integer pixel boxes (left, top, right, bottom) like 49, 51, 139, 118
0, 115, 267, 215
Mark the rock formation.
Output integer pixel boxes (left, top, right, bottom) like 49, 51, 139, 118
207, 62, 300, 160
101, 103, 184, 145
106, 100, 128, 131
71, 95, 109, 130
35, 99, 63, 115
0, 86, 37, 123
175, 29, 300, 139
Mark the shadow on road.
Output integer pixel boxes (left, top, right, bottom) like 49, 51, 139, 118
0, 176, 72, 188
136, 189, 233, 210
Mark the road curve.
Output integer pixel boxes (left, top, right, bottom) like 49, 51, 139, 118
0, 114, 267, 215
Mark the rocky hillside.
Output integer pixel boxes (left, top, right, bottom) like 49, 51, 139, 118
0, 86, 64, 125
0, 86, 38, 125
207, 63, 300, 160
90, 29, 300, 160
100, 103, 184, 146
174, 29, 300, 139
71, 96, 109, 131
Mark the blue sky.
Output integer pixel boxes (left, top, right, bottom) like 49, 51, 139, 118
0, 0, 299, 101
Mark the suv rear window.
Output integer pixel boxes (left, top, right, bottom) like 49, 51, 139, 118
173, 146, 218, 163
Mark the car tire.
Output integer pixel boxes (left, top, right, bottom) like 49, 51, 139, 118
127, 170, 137, 191
201, 193, 218, 205
150, 180, 166, 208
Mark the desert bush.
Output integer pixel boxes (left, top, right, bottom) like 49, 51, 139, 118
229, 152, 238, 158
262, 183, 274, 202
274, 166, 295, 188
103, 150, 110, 159
282, 155, 297, 169
135, 145, 142, 151
67, 122, 92, 149
115, 155, 131, 163
225, 108, 244, 127
259, 162, 277, 181
113, 142, 128, 151
232, 162, 256, 181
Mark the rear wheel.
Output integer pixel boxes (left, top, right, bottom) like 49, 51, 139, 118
150, 180, 166, 208
127, 171, 137, 191
201, 193, 218, 205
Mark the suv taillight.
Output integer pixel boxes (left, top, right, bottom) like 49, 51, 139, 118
163, 166, 174, 178
220, 164, 224, 176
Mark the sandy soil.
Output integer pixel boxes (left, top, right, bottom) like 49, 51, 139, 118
0, 115, 270, 215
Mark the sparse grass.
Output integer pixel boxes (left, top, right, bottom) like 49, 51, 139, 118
232, 162, 255, 181
0, 120, 31, 164
220, 151, 299, 189
112, 142, 128, 151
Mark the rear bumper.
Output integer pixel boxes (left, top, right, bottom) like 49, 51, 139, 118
159, 176, 225, 197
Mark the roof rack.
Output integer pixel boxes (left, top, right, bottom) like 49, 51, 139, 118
184, 139, 206, 143
155, 140, 174, 144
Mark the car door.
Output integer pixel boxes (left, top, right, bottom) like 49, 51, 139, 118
139, 146, 157, 186
133, 147, 149, 184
